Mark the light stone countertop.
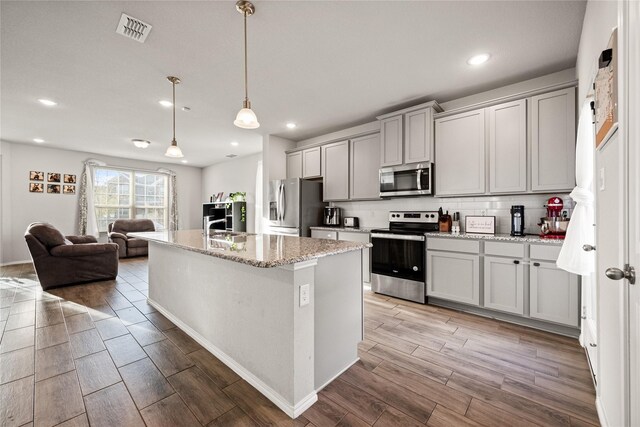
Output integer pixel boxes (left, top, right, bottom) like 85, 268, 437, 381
309, 226, 374, 234
424, 232, 565, 245
128, 229, 371, 268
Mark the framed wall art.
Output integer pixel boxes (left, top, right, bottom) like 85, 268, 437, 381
47, 184, 61, 194
47, 172, 61, 183
595, 28, 618, 148
63, 174, 76, 184
465, 216, 496, 235
29, 182, 44, 193
30, 171, 44, 181
63, 185, 76, 194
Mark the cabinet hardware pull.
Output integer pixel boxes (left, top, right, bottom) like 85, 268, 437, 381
589, 343, 597, 347
513, 260, 520, 264
581, 316, 587, 319
533, 262, 540, 267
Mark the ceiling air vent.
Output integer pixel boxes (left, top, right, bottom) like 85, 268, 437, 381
116, 13, 152, 43
226, 154, 238, 158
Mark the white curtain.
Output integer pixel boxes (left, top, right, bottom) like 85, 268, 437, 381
157, 168, 178, 231
557, 102, 596, 274
78, 159, 106, 237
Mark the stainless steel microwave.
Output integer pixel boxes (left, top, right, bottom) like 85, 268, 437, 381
379, 163, 432, 197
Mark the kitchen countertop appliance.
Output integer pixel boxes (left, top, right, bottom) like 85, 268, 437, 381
267, 178, 325, 236
324, 207, 342, 226
539, 196, 570, 239
370, 211, 439, 303
510, 205, 525, 236
343, 217, 359, 228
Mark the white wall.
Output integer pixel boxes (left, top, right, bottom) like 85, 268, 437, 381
576, 0, 618, 103
0, 141, 202, 264
201, 153, 262, 233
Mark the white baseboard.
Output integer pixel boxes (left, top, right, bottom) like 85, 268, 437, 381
595, 397, 608, 427
0, 260, 31, 267
148, 298, 317, 419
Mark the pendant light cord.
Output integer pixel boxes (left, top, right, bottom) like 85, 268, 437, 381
172, 80, 176, 142
243, 11, 248, 103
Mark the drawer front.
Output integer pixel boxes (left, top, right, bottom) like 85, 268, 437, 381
311, 230, 337, 240
427, 238, 480, 254
338, 232, 370, 244
484, 241, 525, 258
530, 244, 562, 261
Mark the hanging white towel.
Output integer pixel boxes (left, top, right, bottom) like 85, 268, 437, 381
557, 102, 596, 274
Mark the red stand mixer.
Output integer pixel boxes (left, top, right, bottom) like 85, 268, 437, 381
539, 197, 570, 239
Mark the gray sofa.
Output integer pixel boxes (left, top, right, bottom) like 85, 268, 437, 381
24, 222, 119, 290
107, 219, 155, 258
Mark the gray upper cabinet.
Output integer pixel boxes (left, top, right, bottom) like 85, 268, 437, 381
322, 140, 350, 201
435, 109, 486, 196
531, 87, 576, 192
380, 116, 403, 167
286, 151, 303, 179
350, 134, 381, 200
404, 107, 434, 164
302, 146, 322, 178
488, 99, 527, 194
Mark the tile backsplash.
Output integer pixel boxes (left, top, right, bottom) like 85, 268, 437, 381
332, 193, 573, 234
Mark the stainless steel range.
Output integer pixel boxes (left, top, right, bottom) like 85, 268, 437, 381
370, 211, 439, 303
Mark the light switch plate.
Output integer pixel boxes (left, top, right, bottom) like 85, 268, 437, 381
299, 284, 310, 307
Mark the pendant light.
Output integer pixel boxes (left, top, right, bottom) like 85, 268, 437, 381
233, 1, 260, 129
165, 76, 184, 158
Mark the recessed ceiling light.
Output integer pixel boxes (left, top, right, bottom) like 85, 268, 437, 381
467, 53, 491, 66
230, 141, 239, 146
38, 98, 57, 106
286, 122, 297, 129
181, 160, 188, 164
132, 139, 151, 149
33, 138, 45, 143
159, 100, 173, 107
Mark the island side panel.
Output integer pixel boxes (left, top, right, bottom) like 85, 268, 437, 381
314, 249, 363, 390
146, 242, 315, 414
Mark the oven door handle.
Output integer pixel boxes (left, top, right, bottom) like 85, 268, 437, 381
371, 233, 425, 242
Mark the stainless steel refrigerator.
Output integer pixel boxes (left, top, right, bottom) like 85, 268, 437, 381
267, 178, 325, 236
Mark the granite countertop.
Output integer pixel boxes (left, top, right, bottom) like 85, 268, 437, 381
424, 232, 565, 245
128, 230, 371, 268
309, 226, 374, 234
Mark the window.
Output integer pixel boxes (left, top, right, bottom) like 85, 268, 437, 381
93, 168, 168, 232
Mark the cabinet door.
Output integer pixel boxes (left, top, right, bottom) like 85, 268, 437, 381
435, 109, 486, 196
350, 134, 381, 200
531, 87, 576, 192
302, 147, 322, 178
404, 107, 433, 164
489, 99, 527, 193
530, 261, 579, 326
322, 140, 350, 201
311, 230, 337, 240
286, 152, 302, 179
380, 115, 403, 167
484, 256, 524, 315
427, 251, 480, 306
338, 231, 370, 283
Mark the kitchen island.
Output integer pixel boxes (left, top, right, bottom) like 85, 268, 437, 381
128, 229, 369, 418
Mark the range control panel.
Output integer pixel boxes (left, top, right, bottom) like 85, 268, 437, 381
388, 211, 439, 223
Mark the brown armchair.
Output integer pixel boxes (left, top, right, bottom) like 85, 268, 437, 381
107, 219, 155, 258
24, 222, 119, 290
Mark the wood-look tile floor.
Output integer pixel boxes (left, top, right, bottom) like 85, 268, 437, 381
0, 259, 599, 427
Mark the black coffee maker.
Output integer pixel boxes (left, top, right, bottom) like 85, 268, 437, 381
510, 205, 525, 236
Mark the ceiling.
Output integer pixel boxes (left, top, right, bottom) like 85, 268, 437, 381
1, 1, 586, 167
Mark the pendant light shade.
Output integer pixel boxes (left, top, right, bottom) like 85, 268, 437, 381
165, 76, 184, 158
234, 1, 259, 129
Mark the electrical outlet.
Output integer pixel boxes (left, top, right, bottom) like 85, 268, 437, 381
299, 284, 310, 307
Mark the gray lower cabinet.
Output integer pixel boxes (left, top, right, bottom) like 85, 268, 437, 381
350, 134, 381, 200
322, 140, 350, 201
531, 87, 576, 192
483, 256, 524, 315
426, 251, 480, 306
434, 109, 486, 196
338, 231, 371, 284
530, 260, 579, 327
286, 151, 303, 179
